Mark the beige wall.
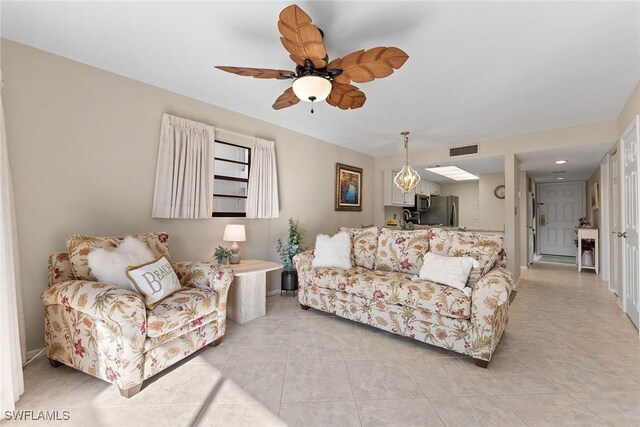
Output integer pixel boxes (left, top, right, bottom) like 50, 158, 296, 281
618, 81, 640, 136
586, 166, 601, 228
477, 173, 506, 229
440, 181, 479, 228
2, 39, 376, 351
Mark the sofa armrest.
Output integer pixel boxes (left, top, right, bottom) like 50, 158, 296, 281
293, 250, 314, 288
48, 252, 75, 287
42, 280, 147, 333
293, 250, 314, 273
172, 262, 234, 334
469, 267, 513, 362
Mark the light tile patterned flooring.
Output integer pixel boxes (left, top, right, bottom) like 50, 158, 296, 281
10, 263, 640, 426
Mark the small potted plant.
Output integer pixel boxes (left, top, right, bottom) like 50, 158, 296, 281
276, 218, 306, 294
213, 246, 231, 265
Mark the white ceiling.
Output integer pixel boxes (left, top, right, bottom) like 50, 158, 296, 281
2, 1, 639, 156
517, 142, 614, 183
415, 155, 504, 183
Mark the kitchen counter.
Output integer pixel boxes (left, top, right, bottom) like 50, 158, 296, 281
382, 225, 505, 233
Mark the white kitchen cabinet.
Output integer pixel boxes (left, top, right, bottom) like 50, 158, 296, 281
430, 182, 441, 195
416, 180, 429, 196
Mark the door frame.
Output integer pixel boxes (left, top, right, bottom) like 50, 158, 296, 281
535, 181, 586, 257
610, 147, 623, 305
600, 153, 611, 285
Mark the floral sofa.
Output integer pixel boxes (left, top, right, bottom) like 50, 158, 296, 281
42, 232, 234, 397
293, 227, 513, 367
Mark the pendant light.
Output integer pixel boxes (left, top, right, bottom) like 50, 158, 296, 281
394, 131, 421, 193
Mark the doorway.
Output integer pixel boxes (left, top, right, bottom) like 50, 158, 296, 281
537, 182, 585, 258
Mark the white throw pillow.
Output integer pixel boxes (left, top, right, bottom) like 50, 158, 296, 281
126, 256, 182, 309
312, 232, 353, 270
87, 236, 155, 291
418, 252, 480, 291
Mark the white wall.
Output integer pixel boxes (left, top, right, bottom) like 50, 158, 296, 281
2, 39, 375, 351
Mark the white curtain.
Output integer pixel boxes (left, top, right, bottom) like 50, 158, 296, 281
0, 69, 26, 413
246, 138, 279, 219
152, 114, 215, 218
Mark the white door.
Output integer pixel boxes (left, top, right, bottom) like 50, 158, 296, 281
621, 116, 640, 329
538, 182, 585, 256
611, 149, 622, 300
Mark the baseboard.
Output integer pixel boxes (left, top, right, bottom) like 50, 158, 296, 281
513, 276, 522, 290
266, 289, 281, 297
27, 348, 45, 360
520, 264, 529, 270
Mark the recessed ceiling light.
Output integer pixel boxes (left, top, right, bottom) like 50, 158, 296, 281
557, 177, 565, 180
554, 160, 568, 164
425, 166, 479, 181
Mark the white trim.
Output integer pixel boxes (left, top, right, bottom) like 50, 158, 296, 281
599, 153, 611, 284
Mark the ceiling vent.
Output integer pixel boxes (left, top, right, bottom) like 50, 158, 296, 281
449, 144, 479, 158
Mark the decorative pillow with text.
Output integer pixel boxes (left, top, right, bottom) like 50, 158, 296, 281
126, 256, 182, 309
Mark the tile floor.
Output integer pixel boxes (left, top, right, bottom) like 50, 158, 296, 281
9, 263, 640, 426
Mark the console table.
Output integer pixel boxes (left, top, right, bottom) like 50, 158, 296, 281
577, 228, 598, 274
226, 259, 283, 324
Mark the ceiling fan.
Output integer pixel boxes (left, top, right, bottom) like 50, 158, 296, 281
215, 4, 409, 113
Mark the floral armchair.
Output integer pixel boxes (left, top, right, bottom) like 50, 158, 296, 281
41, 233, 233, 398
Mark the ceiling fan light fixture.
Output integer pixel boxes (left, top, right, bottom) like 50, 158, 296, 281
394, 131, 421, 193
291, 75, 332, 102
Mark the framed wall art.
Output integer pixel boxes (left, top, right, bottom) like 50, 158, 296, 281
335, 163, 362, 211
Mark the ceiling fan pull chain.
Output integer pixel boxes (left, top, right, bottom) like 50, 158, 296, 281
309, 95, 317, 114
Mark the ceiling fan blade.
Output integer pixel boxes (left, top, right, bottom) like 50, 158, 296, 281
326, 82, 366, 110
278, 4, 327, 69
328, 47, 409, 85
272, 87, 301, 110
215, 66, 294, 80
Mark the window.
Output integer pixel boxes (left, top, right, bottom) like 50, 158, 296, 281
212, 140, 251, 217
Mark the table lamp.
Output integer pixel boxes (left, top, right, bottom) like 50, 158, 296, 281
223, 224, 246, 264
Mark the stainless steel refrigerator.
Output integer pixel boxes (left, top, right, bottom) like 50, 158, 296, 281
423, 195, 459, 226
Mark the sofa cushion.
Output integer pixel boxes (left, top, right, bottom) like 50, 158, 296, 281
448, 233, 504, 287
144, 312, 218, 351
146, 287, 218, 337
311, 267, 471, 320
426, 227, 455, 256
375, 228, 430, 275
339, 226, 380, 270
67, 232, 170, 281
310, 266, 372, 292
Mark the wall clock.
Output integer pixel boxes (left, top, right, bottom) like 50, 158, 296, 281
494, 185, 506, 199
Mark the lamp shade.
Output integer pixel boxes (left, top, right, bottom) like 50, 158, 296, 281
223, 224, 246, 242
292, 75, 332, 102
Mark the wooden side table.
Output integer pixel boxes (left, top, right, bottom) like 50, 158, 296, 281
577, 228, 598, 274
226, 259, 283, 324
